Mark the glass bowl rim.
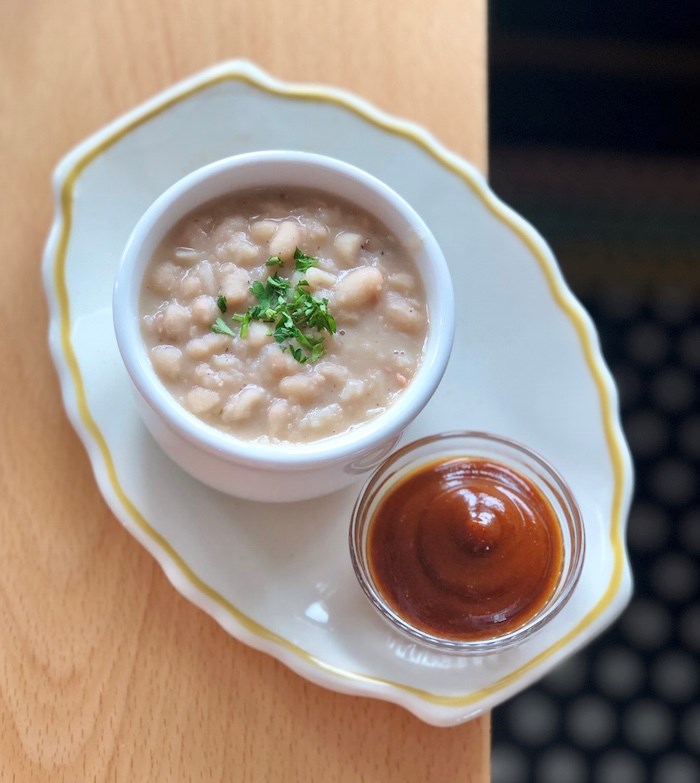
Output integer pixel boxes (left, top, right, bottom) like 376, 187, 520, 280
348, 430, 586, 655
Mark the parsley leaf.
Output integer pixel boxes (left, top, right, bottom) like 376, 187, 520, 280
294, 247, 320, 272
265, 255, 284, 267
216, 295, 228, 314
211, 316, 234, 337
230, 310, 251, 338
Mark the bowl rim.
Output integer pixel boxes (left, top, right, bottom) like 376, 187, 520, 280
113, 150, 455, 469
349, 430, 587, 654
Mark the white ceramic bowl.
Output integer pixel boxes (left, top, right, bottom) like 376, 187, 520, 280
113, 151, 454, 502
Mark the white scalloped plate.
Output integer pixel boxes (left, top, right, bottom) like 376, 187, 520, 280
43, 61, 634, 726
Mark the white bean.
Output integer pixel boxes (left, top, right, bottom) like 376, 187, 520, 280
250, 219, 278, 242
149, 261, 180, 295
174, 247, 200, 264
269, 220, 300, 261
257, 344, 300, 382
212, 216, 247, 242
222, 385, 267, 423
150, 345, 182, 380
333, 267, 384, 311
267, 399, 291, 437
220, 370, 245, 389
185, 387, 220, 414
315, 362, 349, 386
217, 231, 259, 266
333, 232, 363, 265
304, 219, 329, 245
278, 372, 325, 403
195, 260, 217, 296
194, 364, 224, 390
179, 270, 203, 299
191, 295, 220, 326
211, 353, 244, 372
387, 272, 417, 295
186, 333, 228, 360
300, 403, 342, 434
246, 321, 273, 350
339, 378, 366, 403
317, 256, 338, 275
304, 267, 337, 291
383, 291, 423, 333
161, 303, 191, 340
220, 266, 250, 307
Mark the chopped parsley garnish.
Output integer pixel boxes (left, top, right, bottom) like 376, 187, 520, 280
294, 247, 320, 272
265, 255, 284, 267
211, 316, 234, 337
210, 248, 336, 363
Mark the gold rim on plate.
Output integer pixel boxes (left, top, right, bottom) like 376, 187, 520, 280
49, 62, 630, 709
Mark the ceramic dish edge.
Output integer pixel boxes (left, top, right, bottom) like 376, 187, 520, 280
41, 59, 634, 726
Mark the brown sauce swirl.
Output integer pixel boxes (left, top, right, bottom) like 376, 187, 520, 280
367, 458, 564, 640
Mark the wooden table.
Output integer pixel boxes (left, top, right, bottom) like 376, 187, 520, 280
0, 2, 489, 779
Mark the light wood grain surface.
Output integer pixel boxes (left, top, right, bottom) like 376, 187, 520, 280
0, 1, 489, 780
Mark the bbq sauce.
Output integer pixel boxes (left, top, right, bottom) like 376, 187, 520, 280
368, 458, 564, 641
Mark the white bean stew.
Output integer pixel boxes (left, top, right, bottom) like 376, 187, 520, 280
140, 188, 428, 443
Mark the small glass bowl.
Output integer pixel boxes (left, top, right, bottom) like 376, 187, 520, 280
349, 431, 585, 654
